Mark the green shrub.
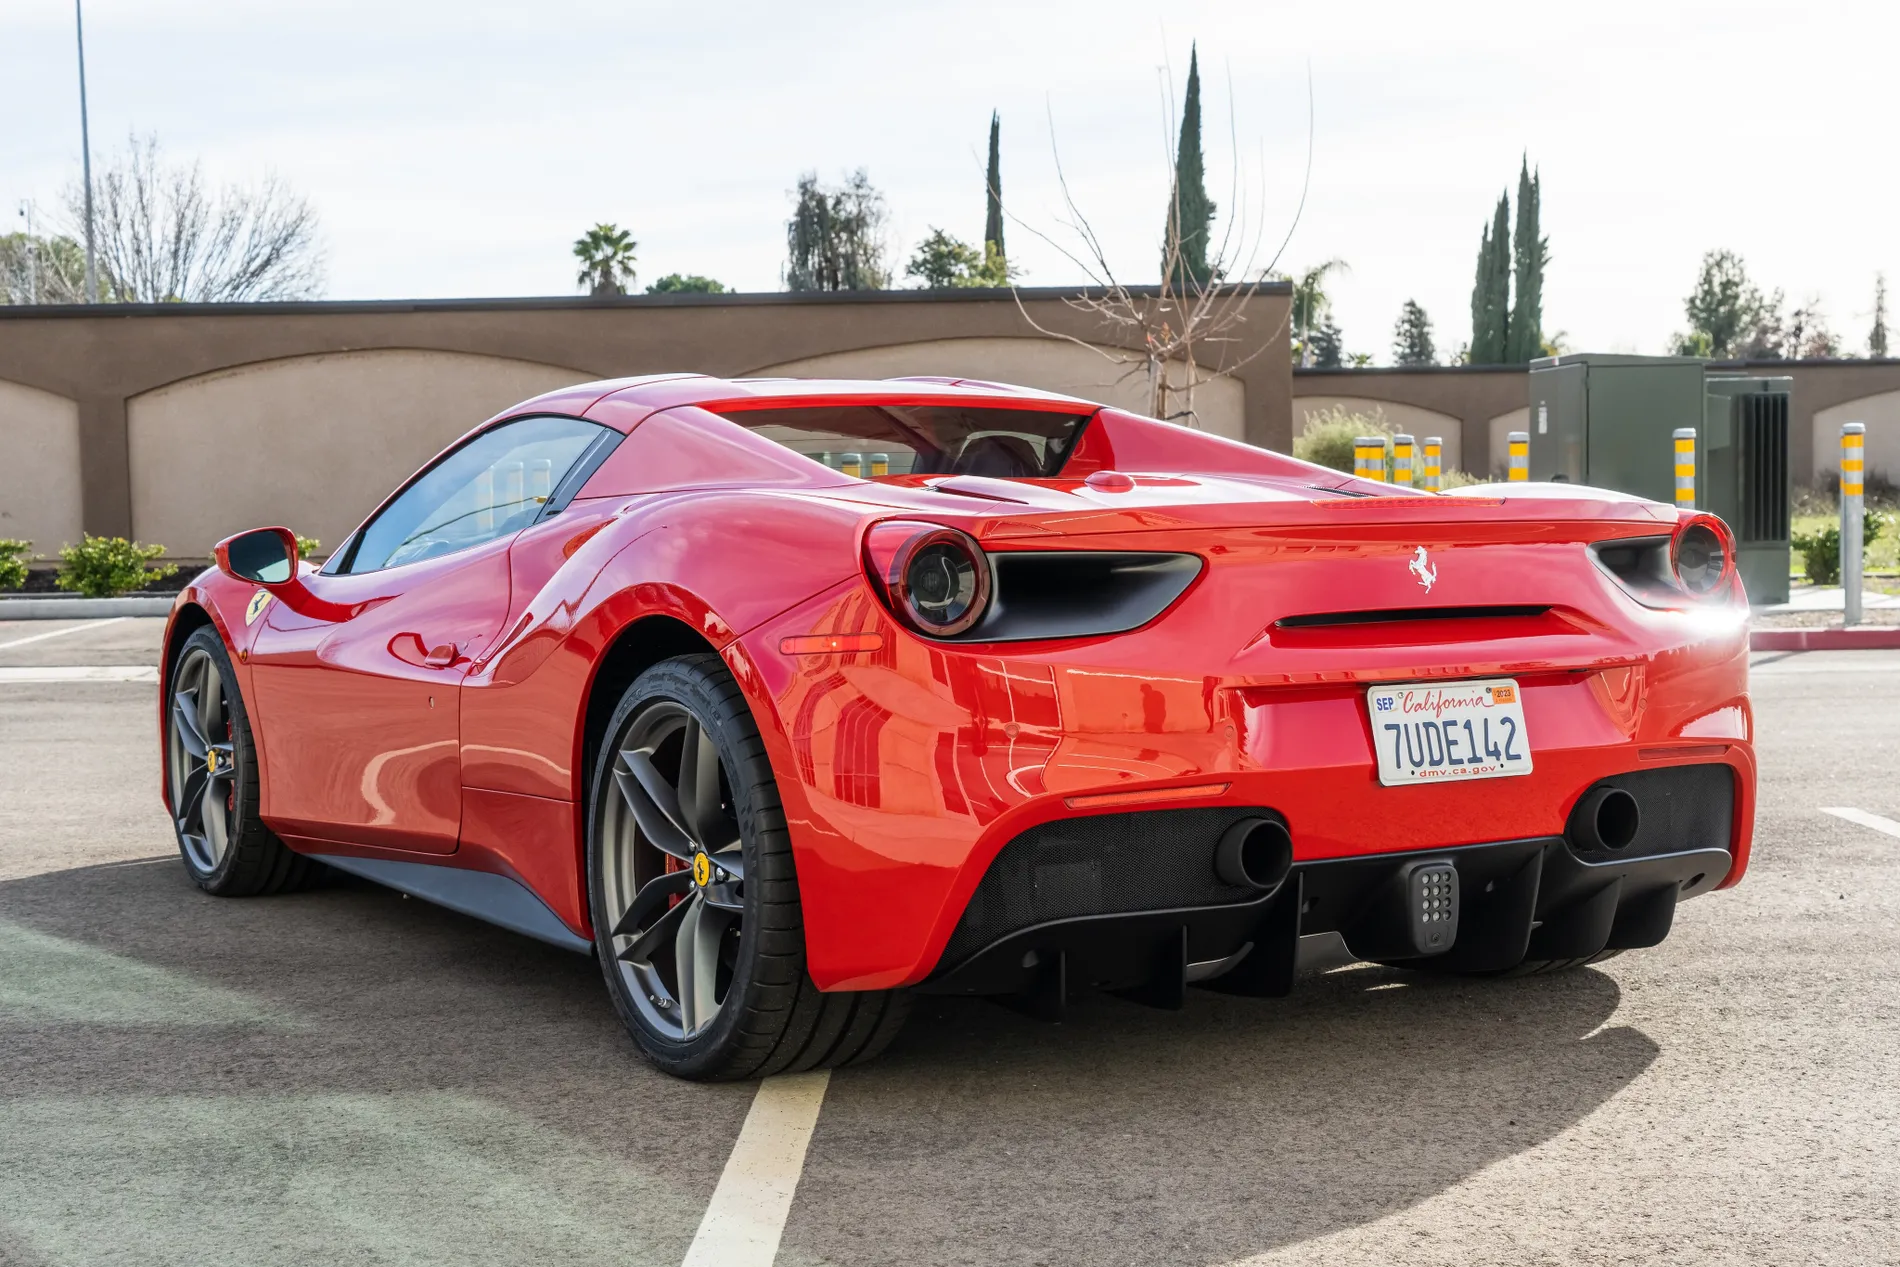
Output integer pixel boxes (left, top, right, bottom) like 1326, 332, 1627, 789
1295, 405, 1392, 475
1792, 511, 1889, 586
55, 535, 178, 598
1437, 468, 1486, 490
295, 535, 320, 560
0, 539, 30, 591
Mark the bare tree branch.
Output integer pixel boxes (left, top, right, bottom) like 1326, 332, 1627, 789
62, 134, 324, 303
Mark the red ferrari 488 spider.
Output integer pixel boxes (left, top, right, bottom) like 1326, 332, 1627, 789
161, 374, 1754, 1079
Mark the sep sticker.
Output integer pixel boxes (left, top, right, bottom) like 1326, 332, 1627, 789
245, 588, 273, 626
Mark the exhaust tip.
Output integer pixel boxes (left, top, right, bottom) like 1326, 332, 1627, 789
1215, 817, 1294, 891
1575, 785, 1641, 851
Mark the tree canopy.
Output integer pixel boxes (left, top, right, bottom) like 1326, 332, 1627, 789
983, 112, 1005, 265
1164, 44, 1216, 289
646, 273, 725, 294
1392, 299, 1436, 366
785, 170, 890, 292
574, 224, 637, 296
1506, 159, 1547, 363
66, 134, 323, 303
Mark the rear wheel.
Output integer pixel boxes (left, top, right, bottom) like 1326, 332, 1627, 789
166, 625, 322, 896
587, 653, 909, 1081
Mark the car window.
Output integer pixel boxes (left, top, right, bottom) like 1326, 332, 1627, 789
344, 415, 606, 573
711, 405, 1091, 479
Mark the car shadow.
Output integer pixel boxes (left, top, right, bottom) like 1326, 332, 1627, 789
785, 955, 1656, 1266
0, 857, 1657, 1267
0, 857, 748, 1267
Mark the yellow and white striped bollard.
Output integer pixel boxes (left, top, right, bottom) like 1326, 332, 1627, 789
870, 453, 890, 477
1508, 431, 1529, 482
1355, 436, 1386, 482
1673, 427, 1696, 509
1423, 437, 1442, 492
840, 452, 862, 478
1393, 434, 1415, 488
1844, 422, 1865, 626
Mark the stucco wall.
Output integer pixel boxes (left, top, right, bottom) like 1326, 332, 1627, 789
752, 337, 1248, 443
1293, 396, 1465, 473
0, 379, 84, 559
1814, 391, 1900, 486
128, 349, 589, 554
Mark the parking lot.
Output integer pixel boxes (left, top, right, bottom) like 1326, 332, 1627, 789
2, 616, 1896, 1266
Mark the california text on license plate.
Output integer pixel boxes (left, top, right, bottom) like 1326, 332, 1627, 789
1366, 678, 1533, 787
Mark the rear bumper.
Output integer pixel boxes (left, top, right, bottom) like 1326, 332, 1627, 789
923, 762, 1734, 1001
920, 830, 1726, 1011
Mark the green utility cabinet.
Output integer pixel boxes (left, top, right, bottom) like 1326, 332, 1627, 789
1527, 355, 1708, 502
1702, 375, 1792, 605
1525, 355, 1792, 605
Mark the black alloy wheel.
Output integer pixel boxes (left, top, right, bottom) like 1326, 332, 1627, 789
164, 625, 321, 896
589, 654, 909, 1081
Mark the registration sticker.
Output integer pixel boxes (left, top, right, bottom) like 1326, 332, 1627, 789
1367, 678, 1532, 786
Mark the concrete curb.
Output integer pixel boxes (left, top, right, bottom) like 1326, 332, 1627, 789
0, 595, 176, 620
1750, 627, 1900, 651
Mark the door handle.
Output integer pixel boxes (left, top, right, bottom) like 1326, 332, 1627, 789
423, 643, 458, 668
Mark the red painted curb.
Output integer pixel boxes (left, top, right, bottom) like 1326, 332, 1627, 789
1750, 627, 1900, 651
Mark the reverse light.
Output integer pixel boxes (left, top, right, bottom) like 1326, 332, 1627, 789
863, 521, 992, 637
1671, 514, 1734, 597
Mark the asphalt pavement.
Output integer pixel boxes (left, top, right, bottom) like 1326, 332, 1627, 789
1, 618, 1896, 1266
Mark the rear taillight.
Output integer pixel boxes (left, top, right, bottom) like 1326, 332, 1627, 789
1671, 514, 1735, 597
863, 521, 992, 637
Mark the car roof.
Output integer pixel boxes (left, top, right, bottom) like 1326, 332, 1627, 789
506, 373, 1100, 425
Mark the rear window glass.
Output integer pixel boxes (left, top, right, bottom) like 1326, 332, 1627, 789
711, 404, 1091, 479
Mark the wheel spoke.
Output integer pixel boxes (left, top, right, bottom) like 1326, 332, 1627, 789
611, 870, 693, 939
687, 900, 731, 1034
172, 689, 209, 759
616, 890, 691, 964
198, 660, 224, 738
175, 765, 208, 833
199, 774, 228, 863
674, 897, 704, 1034
615, 751, 696, 860
678, 716, 735, 851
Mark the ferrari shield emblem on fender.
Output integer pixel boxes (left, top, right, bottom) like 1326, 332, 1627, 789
1409, 547, 1437, 593
245, 588, 273, 625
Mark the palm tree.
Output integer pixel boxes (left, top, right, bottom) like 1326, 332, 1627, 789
1289, 258, 1350, 367
574, 224, 638, 296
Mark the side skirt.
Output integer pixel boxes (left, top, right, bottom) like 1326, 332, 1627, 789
312, 854, 594, 955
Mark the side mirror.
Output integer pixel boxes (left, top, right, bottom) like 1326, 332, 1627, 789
215, 526, 300, 585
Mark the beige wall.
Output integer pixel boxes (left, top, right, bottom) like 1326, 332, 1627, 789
751, 337, 1248, 443
1487, 407, 1530, 479
128, 349, 589, 556
1814, 391, 1900, 485
1294, 396, 1465, 473
0, 379, 84, 559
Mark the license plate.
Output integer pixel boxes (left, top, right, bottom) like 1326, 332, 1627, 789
1366, 678, 1533, 786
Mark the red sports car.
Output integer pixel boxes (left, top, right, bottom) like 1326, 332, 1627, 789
161, 375, 1755, 1079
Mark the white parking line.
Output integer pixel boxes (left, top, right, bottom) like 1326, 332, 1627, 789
0, 617, 129, 652
0, 665, 157, 683
1821, 807, 1900, 839
680, 1071, 830, 1267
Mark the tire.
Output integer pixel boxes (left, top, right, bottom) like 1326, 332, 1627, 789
165, 625, 324, 896
587, 653, 909, 1081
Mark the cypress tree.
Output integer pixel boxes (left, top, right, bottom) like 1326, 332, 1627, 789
1469, 194, 1512, 364
1165, 44, 1216, 288
983, 112, 1005, 264
1507, 157, 1547, 362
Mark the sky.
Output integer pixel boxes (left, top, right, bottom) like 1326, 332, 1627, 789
1, 0, 1892, 360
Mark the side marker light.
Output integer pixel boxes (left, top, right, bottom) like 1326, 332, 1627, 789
778, 633, 885, 656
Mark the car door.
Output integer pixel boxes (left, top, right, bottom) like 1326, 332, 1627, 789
247, 414, 609, 853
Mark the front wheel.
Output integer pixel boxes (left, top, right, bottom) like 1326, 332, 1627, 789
165, 625, 322, 896
587, 653, 908, 1081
